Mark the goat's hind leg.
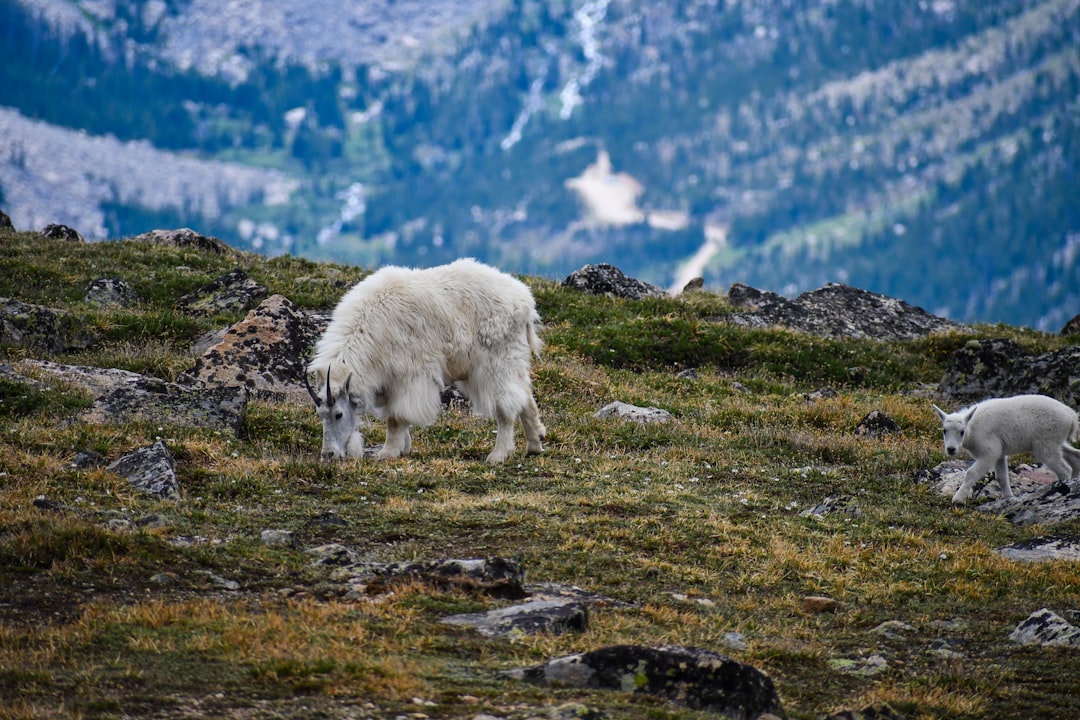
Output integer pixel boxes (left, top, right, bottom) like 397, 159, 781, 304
519, 395, 545, 456
1061, 442, 1080, 480
994, 454, 1014, 500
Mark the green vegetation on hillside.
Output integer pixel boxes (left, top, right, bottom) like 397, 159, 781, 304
2, 230, 1079, 719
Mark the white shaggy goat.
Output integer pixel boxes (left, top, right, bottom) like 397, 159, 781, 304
305, 258, 545, 464
932, 395, 1080, 504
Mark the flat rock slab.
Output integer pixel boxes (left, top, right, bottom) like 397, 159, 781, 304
442, 598, 589, 637
329, 557, 527, 599
998, 536, 1080, 562
563, 264, 666, 300
510, 644, 783, 719
79, 377, 247, 433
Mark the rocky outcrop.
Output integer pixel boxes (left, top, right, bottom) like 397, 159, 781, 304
918, 461, 1080, 526
938, 339, 1080, 408
41, 223, 84, 242
563, 264, 666, 300
726, 282, 964, 340
179, 294, 320, 401
78, 374, 247, 433
133, 228, 234, 255
0, 209, 13, 229
509, 644, 783, 719
0, 298, 101, 352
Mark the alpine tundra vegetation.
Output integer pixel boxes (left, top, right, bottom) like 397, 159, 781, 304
1, 227, 1080, 719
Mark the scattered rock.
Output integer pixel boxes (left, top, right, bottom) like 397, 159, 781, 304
179, 294, 320, 401
563, 264, 666, 300
0, 298, 101, 352
1009, 608, 1080, 647
106, 440, 181, 500
828, 654, 889, 677
824, 704, 906, 720
442, 598, 589, 638
870, 620, 916, 640
595, 401, 671, 423
335, 557, 528, 599
800, 496, 861, 519
307, 543, 362, 567
680, 276, 705, 293
998, 536, 1080, 562
41, 223, 84, 242
805, 387, 839, 401
726, 282, 963, 340
938, 339, 1080, 409
84, 278, 140, 308
71, 450, 107, 470
176, 268, 269, 316
261, 529, 301, 549
801, 596, 843, 613
133, 227, 233, 255
510, 644, 783, 719
854, 410, 901, 439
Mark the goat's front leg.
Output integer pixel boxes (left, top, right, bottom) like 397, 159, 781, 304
953, 456, 997, 504
994, 454, 1014, 500
486, 407, 517, 465
379, 417, 412, 459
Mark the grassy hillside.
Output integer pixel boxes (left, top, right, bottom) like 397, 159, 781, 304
1, 230, 1078, 719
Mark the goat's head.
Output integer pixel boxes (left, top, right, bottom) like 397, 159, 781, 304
932, 403, 976, 457
306, 368, 364, 461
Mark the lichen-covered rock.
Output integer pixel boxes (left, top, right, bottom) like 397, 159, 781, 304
0, 298, 100, 352
1009, 608, 1080, 647
85, 278, 140, 308
727, 282, 963, 340
133, 227, 233, 254
563, 264, 666, 300
107, 440, 180, 500
179, 294, 319, 401
998, 536, 1080, 562
510, 644, 782, 719
939, 339, 1080, 408
176, 268, 268, 316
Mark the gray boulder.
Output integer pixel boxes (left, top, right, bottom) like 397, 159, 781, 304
726, 282, 963, 340
0, 298, 101, 352
510, 644, 782, 719
79, 375, 247, 433
938, 339, 1080, 408
0, 209, 14, 229
107, 440, 180, 500
176, 268, 268, 316
998, 536, 1080, 562
854, 410, 901, 439
179, 294, 321, 402
563, 264, 666, 300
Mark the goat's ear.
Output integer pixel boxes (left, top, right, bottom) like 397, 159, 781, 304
962, 406, 978, 423
931, 404, 946, 421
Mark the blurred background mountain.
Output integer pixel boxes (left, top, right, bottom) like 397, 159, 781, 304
2, 0, 1077, 330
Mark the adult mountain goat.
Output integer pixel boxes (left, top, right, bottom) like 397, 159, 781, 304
933, 394, 1080, 504
305, 259, 545, 464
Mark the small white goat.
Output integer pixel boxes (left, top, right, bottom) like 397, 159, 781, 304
306, 258, 545, 464
932, 394, 1080, 504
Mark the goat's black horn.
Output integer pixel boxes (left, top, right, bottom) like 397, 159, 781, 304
325, 366, 333, 402
303, 370, 321, 406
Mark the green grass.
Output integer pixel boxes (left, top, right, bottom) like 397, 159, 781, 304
1, 228, 1078, 719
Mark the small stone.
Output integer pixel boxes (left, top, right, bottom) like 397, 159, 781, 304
802, 596, 843, 613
